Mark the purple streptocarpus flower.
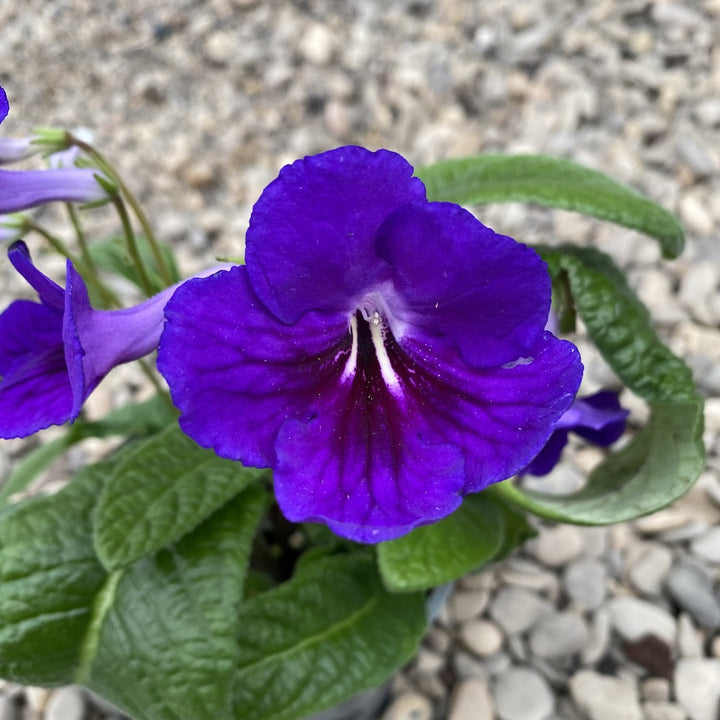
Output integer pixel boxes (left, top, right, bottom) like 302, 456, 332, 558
522, 390, 629, 476
158, 146, 584, 543
0, 87, 105, 213
0, 241, 179, 439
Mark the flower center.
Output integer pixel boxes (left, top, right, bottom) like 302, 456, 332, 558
341, 307, 402, 396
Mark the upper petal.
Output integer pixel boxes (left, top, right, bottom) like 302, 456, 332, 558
8, 241, 65, 309
375, 201, 552, 368
245, 146, 426, 323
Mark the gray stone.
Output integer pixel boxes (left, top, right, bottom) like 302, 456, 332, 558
488, 586, 553, 636
640, 678, 671, 703
449, 589, 490, 623
45, 686, 86, 720
569, 671, 642, 720
677, 613, 704, 658
494, 666, 555, 720
581, 608, 611, 665
674, 658, 720, 720
665, 560, 720, 630
448, 679, 494, 720
563, 557, 607, 610
529, 611, 588, 659
607, 597, 676, 645
676, 132, 716, 179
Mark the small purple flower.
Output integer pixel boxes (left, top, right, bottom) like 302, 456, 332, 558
522, 390, 629, 476
0, 87, 105, 213
0, 241, 178, 438
158, 146, 583, 542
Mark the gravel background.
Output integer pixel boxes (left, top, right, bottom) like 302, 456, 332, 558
1, 1, 720, 719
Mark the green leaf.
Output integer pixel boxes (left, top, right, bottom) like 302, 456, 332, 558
496, 246, 705, 524
88, 234, 180, 294
231, 553, 427, 720
0, 466, 108, 684
82, 485, 268, 720
417, 154, 685, 258
377, 494, 505, 592
0, 395, 176, 509
94, 424, 267, 570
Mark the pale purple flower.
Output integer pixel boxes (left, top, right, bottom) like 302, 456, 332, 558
158, 146, 583, 543
0, 87, 105, 213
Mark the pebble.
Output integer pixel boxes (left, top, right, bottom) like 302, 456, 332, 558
675, 132, 716, 179
626, 543, 674, 597
581, 608, 612, 665
690, 527, 720, 564
460, 619, 504, 657
529, 611, 588, 659
488, 587, 553, 636
679, 263, 719, 326
494, 666, 555, 720
569, 671, 642, 720
642, 702, 688, 720
641, 677, 671, 703
448, 679, 495, 720
449, 589, 490, 622
677, 613, 704, 658
380, 692, 433, 720
529, 525, 584, 568
674, 658, 720, 720
563, 557, 607, 610
606, 597, 677, 645
0, 695, 20, 720
665, 560, 720, 630
44, 686, 86, 720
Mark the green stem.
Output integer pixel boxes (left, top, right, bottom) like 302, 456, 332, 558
69, 136, 174, 287
110, 191, 154, 297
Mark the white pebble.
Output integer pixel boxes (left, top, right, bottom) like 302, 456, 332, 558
607, 597, 676, 645
674, 658, 720, 720
45, 686, 86, 720
460, 619, 504, 657
488, 586, 553, 635
380, 692, 433, 720
569, 670, 642, 720
529, 612, 588, 659
627, 543, 674, 596
448, 678, 495, 720
529, 525, 584, 568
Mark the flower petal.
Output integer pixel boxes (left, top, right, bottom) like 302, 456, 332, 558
375, 201, 552, 368
0, 300, 73, 438
395, 329, 583, 492
245, 146, 426, 323
158, 266, 351, 467
0, 168, 105, 214
8, 241, 65, 309
0, 87, 7, 126
559, 390, 628, 445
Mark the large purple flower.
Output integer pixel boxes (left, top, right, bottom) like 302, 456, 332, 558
522, 390, 629, 476
158, 146, 583, 542
0, 87, 105, 213
0, 241, 178, 438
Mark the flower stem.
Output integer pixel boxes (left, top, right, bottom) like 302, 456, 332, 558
68, 135, 174, 287
109, 190, 154, 297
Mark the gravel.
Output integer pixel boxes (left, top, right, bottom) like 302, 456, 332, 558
1, 0, 720, 719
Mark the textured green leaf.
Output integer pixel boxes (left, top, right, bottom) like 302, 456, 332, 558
94, 424, 267, 570
0, 467, 108, 684
377, 494, 505, 592
417, 154, 684, 258
0, 395, 176, 509
497, 246, 704, 524
88, 234, 180, 295
231, 554, 427, 720
83, 485, 268, 720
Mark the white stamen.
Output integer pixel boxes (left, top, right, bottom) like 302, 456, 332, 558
372, 310, 380, 327
370, 318, 402, 394
341, 315, 358, 382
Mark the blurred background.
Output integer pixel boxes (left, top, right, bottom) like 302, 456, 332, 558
1, 1, 720, 719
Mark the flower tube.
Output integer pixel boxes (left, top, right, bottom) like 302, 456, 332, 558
158, 146, 584, 542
